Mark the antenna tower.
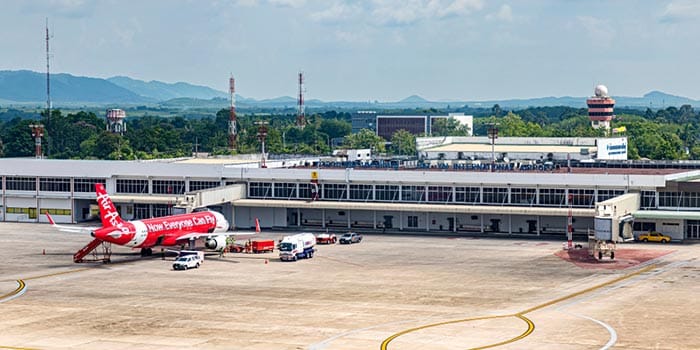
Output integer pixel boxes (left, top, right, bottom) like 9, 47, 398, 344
296, 72, 305, 128
45, 18, 52, 157
228, 75, 237, 150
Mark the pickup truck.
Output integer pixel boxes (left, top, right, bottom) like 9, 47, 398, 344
173, 255, 201, 270
339, 232, 362, 244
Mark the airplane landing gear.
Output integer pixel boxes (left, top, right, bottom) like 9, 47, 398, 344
140, 248, 153, 257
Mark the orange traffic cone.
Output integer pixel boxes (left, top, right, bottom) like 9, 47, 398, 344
264, 259, 268, 264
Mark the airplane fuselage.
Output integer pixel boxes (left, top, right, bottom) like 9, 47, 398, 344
92, 211, 229, 248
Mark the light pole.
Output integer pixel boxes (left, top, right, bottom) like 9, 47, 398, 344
486, 122, 499, 172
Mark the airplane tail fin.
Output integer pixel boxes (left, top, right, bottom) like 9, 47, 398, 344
95, 183, 125, 228
255, 218, 261, 233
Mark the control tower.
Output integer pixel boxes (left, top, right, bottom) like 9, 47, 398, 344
587, 85, 615, 130
106, 109, 127, 135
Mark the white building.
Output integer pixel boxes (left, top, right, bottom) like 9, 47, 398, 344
1, 158, 699, 242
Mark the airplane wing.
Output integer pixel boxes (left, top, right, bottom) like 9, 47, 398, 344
175, 230, 257, 241
45, 211, 99, 234
176, 218, 261, 241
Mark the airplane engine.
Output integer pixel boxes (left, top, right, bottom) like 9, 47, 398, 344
205, 235, 227, 250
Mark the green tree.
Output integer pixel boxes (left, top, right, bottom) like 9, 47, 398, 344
431, 117, 471, 136
391, 129, 416, 155
319, 118, 351, 140
343, 129, 386, 153
1, 117, 35, 157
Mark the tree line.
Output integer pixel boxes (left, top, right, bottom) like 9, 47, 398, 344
0, 104, 698, 160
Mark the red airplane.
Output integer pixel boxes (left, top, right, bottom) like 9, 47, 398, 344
47, 183, 258, 256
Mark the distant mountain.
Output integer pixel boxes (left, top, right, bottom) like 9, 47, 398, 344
1, 70, 698, 110
107, 76, 227, 101
400, 95, 429, 103
0, 70, 151, 104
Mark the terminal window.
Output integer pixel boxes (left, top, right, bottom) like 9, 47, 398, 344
40, 177, 70, 192
152, 180, 185, 195
6, 177, 36, 191
74, 178, 106, 193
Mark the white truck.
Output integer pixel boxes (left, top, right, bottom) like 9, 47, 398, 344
279, 233, 316, 261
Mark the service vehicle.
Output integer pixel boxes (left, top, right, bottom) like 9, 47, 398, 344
173, 255, 200, 270
339, 232, 362, 244
251, 240, 275, 253
316, 232, 337, 244
638, 231, 671, 243
279, 233, 316, 261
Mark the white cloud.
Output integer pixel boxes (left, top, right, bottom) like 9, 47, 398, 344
577, 16, 615, 47
659, 0, 700, 23
21, 0, 96, 18
486, 4, 512, 22
371, 0, 483, 25
235, 0, 259, 7
310, 2, 361, 23
268, 0, 306, 8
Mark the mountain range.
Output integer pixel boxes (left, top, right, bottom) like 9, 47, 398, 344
1, 70, 698, 109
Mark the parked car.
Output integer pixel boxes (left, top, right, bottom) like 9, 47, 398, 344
638, 231, 671, 243
339, 232, 362, 244
173, 255, 201, 270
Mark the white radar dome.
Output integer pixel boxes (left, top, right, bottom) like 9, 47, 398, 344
594, 84, 608, 97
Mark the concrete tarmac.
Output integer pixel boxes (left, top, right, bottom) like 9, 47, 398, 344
0, 222, 697, 349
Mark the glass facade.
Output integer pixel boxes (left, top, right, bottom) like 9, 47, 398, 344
569, 189, 595, 207
74, 178, 106, 193
401, 185, 426, 202
6, 177, 36, 191
375, 185, 399, 201
274, 183, 297, 199
597, 189, 625, 202
189, 180, 221, 191
349, 184, 373, 201
510, 188, 536, 205
249, 182, 272, 198
323, 183, 347, 200
482, 187, 508, 204
39, 177, 71, 192
455, 187, 480, 204
428, 186, 452, 202
152, 180, 185, 195
116, 179, 148, 194
539, 188, 565, 206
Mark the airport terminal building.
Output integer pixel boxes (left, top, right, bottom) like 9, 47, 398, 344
1, 158, 699, 242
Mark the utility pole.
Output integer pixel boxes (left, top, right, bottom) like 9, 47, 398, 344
255, 121, 269, 168
228, 75, 238, 151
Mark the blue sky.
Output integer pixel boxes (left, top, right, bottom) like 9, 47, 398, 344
2, 0, 699, 101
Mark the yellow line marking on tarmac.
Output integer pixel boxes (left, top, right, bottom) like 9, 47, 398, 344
0, 346, 39, 350
0, 280, 26, 302
380, 264, 657, 350
23, 268, 92, 281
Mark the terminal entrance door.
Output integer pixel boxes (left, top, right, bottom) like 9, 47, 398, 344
447, 218, 454, 231
686, 220, 700, 240
489, 219, 501, 232
527, 220, 537, 234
